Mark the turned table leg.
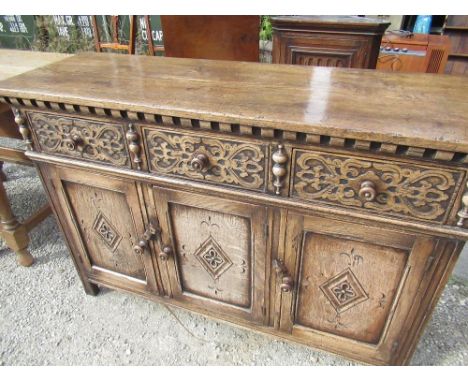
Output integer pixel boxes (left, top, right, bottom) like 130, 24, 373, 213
0, 179, 33, 266
0, 161, 6, 182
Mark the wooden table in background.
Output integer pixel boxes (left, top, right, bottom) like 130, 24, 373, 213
0, 49, 70, 266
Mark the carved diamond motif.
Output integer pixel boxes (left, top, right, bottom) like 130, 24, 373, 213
320, 268, 368, 313
93, 211, 122, 252
194, 236, 233, 280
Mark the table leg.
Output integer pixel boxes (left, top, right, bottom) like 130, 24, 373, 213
0, 179, 33, 266
0, 161, 6, 182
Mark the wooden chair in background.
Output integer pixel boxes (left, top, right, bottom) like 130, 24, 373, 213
92, 15, 137, 54
91, 15, 164, 55
0, 50, 67, 266
161, 16, 260, 62
0, 105, 51, 267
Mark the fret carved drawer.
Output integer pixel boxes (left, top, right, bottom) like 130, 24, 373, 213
26, 111, 132, 168
290, 149, 464, 223
142, 126, 269, 192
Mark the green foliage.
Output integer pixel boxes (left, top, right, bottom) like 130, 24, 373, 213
260, 16, 272, 41
31, 16, 94, 53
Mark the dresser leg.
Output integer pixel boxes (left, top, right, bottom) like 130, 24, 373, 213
0, 161, 6, 182
0, 180, 34, 267
15, 248, 34, 267
84, 281, 100, 296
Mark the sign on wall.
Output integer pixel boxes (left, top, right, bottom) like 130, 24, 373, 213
0, 15, 164, 54
0, 15, 36, 49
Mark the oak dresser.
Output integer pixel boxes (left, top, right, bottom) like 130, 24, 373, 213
0, 53, 467, 365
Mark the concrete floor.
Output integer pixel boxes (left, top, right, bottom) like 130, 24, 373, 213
0, 162, 467, 366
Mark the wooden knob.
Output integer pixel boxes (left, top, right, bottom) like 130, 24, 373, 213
66, 133, 83, 151
159, 245, 173, 261
133, 240, 147, 255
280, 276, 294, 293
71, 134, 82, 144
273, 258, 294, 293
190, 153, 209, 171
359, 180, 377, 202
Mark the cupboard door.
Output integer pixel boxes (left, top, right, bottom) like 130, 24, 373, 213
150, 186, 268, 324
278, 213, 440, 364
48, 166, 159, 295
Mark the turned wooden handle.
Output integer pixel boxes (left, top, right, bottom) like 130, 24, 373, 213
190, 153, 209, 171
280, 276, 294, 293
359, 180, 377, 202
273, 259, 294, 293
159, 245, 173, 261
133, 223, 159, 255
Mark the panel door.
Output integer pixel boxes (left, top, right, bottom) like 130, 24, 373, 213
47, 165, 159, 295
278, 212, 440, 364
278, 33, 372, 68
149, 186, 268, 324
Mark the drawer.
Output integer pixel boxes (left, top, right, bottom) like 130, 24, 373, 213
26, 111, 131, 168
290, 149, 464, 223
142, 126, 269, 192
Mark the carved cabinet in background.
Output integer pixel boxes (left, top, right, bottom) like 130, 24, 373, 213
271, 16, 390, 68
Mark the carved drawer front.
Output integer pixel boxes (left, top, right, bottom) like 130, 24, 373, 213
142, 126, 268, 192
150, 186, 268, 324
46, 166, 159, 295
279, 213, 441, 364
27, 111, 131, 167
291, 149, 464, 223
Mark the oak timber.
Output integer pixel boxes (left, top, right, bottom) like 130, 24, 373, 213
0, 53, 467, 153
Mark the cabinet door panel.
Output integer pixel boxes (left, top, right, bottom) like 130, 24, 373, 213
279, 213, 439, 364
169, 202, 252, 308
296, 233, 408, 344
150, 186, 268, 324
50, 166, 159, 294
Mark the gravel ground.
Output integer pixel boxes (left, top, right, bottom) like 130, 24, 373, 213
0, 162, 467, 366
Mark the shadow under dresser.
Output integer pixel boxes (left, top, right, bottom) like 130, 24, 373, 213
0, 52, 467, 365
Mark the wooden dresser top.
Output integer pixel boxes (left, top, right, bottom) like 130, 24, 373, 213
0, 52, 467, 153
0, 49, 71, 82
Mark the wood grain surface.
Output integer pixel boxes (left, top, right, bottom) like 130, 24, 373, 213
0, 52, 467, 153
0, 49, 71, 81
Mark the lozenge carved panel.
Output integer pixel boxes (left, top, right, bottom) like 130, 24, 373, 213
296, 232, 408, 344
291, 150, 463, 222
63, 180, 146, 280
168, 203, 252, 309
27, 111, 130, 167
143, 128, 268, 191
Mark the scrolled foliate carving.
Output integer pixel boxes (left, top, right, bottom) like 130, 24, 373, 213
292, 150, 462, 222
145, 129, 267, 191
27, 111, 130, 167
